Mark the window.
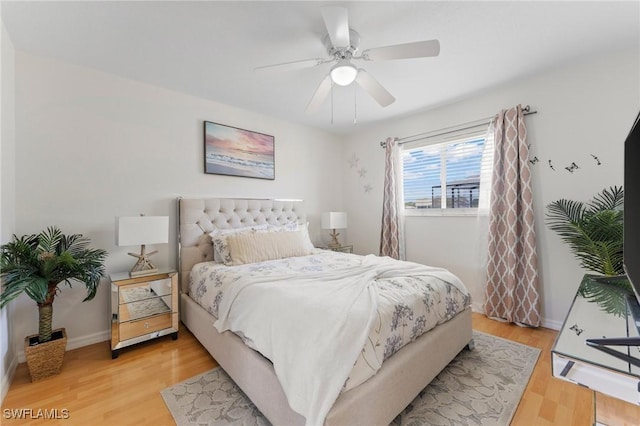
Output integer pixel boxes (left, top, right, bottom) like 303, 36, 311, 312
402, 132, 489, 214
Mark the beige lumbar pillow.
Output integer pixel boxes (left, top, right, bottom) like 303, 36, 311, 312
226, 230, 312, 265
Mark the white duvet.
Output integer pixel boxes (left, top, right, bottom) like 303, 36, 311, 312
193, 252, 470, 426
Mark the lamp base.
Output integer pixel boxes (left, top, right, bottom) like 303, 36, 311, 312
127, 244, 159, 277
328, 229, 341, 248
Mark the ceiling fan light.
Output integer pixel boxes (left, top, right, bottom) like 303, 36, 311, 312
330, 61, 358, 86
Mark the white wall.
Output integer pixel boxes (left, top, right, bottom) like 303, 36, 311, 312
10, 51, 343, 360
342, 48, 640, 328
3, 32, 638, 386
0, 19, 16, 402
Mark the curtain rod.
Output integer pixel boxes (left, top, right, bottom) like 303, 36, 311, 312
380, 105, 537, 148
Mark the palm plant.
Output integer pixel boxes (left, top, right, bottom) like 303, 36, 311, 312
546, 186, 630, 316
546, 186, 624, 276
0, 226, 107, 342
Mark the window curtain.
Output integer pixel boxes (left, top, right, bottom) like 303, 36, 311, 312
380, 137, 405, 260
484, 105, 540, 327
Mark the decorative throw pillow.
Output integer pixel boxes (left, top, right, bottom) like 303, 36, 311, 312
209, 224, 269, 263
225, 230, 312, 265
267, 222, 314, 251
299, 222, 315, 252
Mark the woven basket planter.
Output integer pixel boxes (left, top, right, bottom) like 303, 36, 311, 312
24, 328, 67, 381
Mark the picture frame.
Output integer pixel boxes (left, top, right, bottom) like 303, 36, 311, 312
204, 121, 275, 180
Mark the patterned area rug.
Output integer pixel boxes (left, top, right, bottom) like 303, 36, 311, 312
121, 287, 171, 320
161, 331, 540, 426
121, 286, 155, 303
126, 297, 171, 320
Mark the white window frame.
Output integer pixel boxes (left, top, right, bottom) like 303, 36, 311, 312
401, 128, 491, 217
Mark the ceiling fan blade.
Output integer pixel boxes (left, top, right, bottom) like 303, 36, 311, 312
254, 58, 324, 73
306, 75, 332, 113
355, 70, 395, 107
321, 6, 350, 49
364, 39, 440, 61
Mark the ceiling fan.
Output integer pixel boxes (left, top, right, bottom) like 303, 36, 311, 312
255, 6, 441, 113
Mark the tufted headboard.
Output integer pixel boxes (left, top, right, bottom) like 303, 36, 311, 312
177, 197, 306, 292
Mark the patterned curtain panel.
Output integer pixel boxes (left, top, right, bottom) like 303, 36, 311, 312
484, 105, 541, 327
380, 137, 405, 260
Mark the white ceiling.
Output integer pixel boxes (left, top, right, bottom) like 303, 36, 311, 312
2, 1, 639, 134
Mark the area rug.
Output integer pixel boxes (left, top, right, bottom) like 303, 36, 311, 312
121, 287, 171, 320
161, 331, 540, 426
126, 297, 170, 320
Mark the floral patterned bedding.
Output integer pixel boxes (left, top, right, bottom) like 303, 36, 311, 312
188, 250, 470, 391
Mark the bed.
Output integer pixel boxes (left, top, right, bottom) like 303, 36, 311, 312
178, 197, 473, 425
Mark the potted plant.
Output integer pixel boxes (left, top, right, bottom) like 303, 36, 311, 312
0, 226, 107, 381
546, 186, 630, 315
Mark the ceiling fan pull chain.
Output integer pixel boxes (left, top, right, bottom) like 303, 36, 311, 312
331, 80, 334, 125
354, 84, 358, 126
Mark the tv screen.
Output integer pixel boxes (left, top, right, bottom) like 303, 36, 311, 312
624, 111, 640, 302
585, 111, 640, 359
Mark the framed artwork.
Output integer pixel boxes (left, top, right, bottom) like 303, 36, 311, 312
204, 121, 275, 180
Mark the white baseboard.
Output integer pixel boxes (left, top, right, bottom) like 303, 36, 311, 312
16, 329, 109, 363
1, 355, 18, 404
541, 318, 562, 331
471, 306, 561, 331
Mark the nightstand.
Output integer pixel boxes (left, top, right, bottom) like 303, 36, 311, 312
319, 245, 353, 253
109, 270, 178, 359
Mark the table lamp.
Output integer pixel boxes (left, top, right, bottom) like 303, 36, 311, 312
321, 212, 347, 248
117, 215, 169, 277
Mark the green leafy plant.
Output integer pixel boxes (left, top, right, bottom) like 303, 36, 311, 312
546, 186, 631, 316
578, 275, 632, 317
0, 226, 107, 342
546, 186, 624, 275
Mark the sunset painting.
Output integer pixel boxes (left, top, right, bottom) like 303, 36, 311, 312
204, 121, 275, 180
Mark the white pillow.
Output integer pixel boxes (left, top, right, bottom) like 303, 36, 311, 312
209, 224, 269, 263
298, 222, 315, 252
268, 222, 314, 252
225, 230, 312, 265
266, 222, 299, 232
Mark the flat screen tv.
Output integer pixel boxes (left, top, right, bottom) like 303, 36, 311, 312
586, 110, 640, 364
624, 111, 640, 307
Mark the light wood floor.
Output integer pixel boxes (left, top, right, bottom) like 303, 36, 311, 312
0, 313, 601, 425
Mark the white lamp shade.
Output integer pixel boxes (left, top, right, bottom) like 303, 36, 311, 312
321, 212, 347, 230
117, 216, 169, 246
